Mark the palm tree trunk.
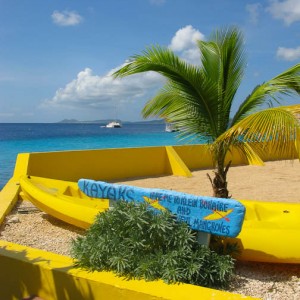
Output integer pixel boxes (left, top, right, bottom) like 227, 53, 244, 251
207, 159, 231, 199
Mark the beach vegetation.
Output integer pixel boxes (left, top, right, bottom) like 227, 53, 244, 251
71, 201, 235, 288
113, 26, 300, 198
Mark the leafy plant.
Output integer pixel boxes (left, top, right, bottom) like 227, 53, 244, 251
71, 201, 234, 288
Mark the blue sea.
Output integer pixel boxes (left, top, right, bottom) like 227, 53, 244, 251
0, 122, 202, 189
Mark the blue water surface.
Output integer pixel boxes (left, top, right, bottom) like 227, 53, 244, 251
0, 123, 203, 189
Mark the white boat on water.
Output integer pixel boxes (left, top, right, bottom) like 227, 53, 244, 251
106, 121, 122, 128
165, 123, 178, 132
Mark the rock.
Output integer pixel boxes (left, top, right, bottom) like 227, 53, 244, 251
7, 215, 20, 224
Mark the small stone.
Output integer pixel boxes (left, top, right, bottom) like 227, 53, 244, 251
7, 216, 20, 224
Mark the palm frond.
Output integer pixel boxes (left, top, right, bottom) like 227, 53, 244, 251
232, 64, 300, 125
217, 105, 300, 163
211, 27, 246, 104
142, 83, 217, 139
114, 45, 200, 84
114, 45, 225, 139
236, 142, 265, 166
198, 27, 246, 136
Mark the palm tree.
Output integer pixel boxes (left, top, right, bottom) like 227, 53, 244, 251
114, 27, 300, 198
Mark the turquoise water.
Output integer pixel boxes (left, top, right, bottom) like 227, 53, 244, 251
0, 123, 203, 189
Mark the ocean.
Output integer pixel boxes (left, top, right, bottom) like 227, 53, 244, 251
0, 122, 203, 189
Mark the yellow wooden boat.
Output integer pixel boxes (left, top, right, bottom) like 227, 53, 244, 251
19, 176, 109, 229
232, 199, 300, 263
19, 175, 300, 264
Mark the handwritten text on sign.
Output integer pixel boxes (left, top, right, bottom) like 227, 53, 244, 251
78, 179, 245, 238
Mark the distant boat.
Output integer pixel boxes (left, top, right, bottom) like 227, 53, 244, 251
106, 121, 122, 128
165, 123, 178, 132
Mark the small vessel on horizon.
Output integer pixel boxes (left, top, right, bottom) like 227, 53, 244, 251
165, 123, 178, 132
105, 121, 122, 128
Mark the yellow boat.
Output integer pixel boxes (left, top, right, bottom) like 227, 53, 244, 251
19, 174, 300, 264
19, 175, 109, 229
232, 199, 300, 263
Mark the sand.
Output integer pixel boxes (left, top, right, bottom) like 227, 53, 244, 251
117, 159, 300, 203
1, 160, 300, 299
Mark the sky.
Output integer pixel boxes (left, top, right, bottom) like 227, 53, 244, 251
0, 0, 299, 123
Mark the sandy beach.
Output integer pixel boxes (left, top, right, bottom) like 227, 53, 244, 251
117, 159, 300, 203
1, 159, 300, 299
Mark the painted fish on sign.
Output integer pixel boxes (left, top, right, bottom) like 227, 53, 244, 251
78, 179, 245, 238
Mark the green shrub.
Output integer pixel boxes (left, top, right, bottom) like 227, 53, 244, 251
71, 201, 234, 288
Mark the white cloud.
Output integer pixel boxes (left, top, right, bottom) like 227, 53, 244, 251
246, 3, 262, 24
51, 10, 83, 26
169, 25, 205, 64
44, 26, 204, 114
277, 46, 300, 61
43, 67, 163, 109
267, 0, 300, 25
169, 25, 204, 52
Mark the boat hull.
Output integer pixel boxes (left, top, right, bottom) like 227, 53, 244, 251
231, 200, 300, 263
106, 121, 122, 128
20, 176, 109, 229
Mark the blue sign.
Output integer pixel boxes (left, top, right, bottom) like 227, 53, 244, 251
78, 179, 245, 238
